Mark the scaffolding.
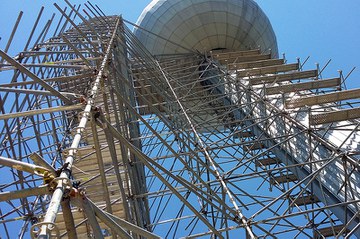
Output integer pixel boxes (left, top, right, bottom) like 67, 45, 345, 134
1, 1, 360, 239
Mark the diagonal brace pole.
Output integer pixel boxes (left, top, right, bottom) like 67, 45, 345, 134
99, 208, 161, 239
0, 156, 50, 176
101, 119, 224, 239
81, 197, 133, 239
0, 50, 73, 105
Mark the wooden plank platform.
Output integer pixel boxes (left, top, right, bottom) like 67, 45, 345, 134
228, 58, 284, 70
211, 49, 261, 60
218, 54, 271, 65
310, 107, 360, 125
233, 130, 253, 139
237, 63, 299, 77
314, 225, 348, 238
266, 78, 340, 96
255, 157, 279, 167
249, 70, 317, 85
291, 194, 320, 206
243, 142, 265, 151
270, 174, 297, 185
286, 87, 360, 109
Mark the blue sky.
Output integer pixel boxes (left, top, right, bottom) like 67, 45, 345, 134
258, 0, 360, 88
0, 0, 359, 89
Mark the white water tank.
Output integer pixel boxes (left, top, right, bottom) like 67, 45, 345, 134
134, 0, 278, 57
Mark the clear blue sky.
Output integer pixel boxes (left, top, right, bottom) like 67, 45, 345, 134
0, 0, 359, 88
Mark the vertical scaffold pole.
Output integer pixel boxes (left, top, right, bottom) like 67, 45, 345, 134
36, 17, 121, 239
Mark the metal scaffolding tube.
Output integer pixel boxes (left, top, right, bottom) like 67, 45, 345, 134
53, 3, 100, 56
0, 185, 49, 202
0, 156, 50, 176
160, 62, 264, 239
60, 198, 78, 239
101, 211, 161, 239
74, 197, 132, 239
111, 87, 239, 216
1, 11, 23, 62
0, 50, 73, 105
0, 104, 83, 120
1, 2, 360, 238
75, 196, 104, 239
103, 118, 224, 238
36, 16, 120, 238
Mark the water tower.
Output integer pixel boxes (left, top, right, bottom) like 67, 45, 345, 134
0, 0, 359, 238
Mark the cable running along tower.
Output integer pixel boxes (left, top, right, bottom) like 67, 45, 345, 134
0, 0, 360, 238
